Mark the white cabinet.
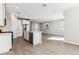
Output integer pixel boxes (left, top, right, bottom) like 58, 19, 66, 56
22, 20, 30, 24
0, 3, 5, 26
33, 31, 42, 45
0, 33, 12, 54
17, 20, 23, 37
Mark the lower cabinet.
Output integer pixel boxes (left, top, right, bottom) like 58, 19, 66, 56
0, 33, 12, 54
24, 32, 33, 44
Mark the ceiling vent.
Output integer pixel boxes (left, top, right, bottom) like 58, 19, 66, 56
42, 4, 47, 7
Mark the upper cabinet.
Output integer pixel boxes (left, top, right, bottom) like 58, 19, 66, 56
22, 20, 30, 24
0, 3, 5, 26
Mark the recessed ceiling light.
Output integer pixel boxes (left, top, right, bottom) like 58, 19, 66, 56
16, 6, 19, 9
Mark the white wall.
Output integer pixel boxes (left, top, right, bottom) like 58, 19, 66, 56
11, 14, 23, 38
0, 3, 5, 26
11, 14, 18, 38
0, 13, 12, 31
40, 20, 64, 36
31, 21, 40, 31
64, 7, 79, 45
5, 13, 12, 31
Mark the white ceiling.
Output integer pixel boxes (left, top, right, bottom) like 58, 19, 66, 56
6, 3, 79, 22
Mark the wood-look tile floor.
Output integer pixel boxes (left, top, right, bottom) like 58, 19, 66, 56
1, 34, 79, 55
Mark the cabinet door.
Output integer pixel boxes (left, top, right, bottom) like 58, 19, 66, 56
0, 3, 5, 26
0, 33, 12, 54
17, 20, 23, 37
23, 20, 30, 24
29, 32, 33, 44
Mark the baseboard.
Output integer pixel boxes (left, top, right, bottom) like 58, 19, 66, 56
43, 33, 64, 37
64, 40, 79, 46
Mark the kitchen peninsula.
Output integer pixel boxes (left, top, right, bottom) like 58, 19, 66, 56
0, 31, 13, 54
24, 31, 42, 45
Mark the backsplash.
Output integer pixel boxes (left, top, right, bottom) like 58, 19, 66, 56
0, 26, 11, 32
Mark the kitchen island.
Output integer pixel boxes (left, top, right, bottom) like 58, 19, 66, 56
24, 31, 42, 45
